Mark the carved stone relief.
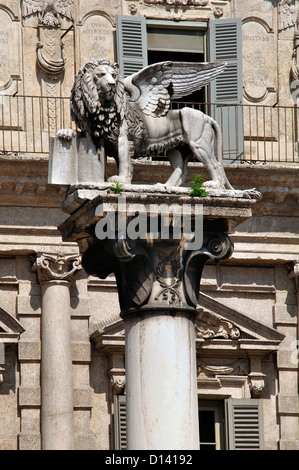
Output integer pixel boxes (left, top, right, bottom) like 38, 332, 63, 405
198, 359, 249, 378
22, 0, 74, 27
32, 252, 82, 283
0, 6, 21, 95
195, 307, 240, 340
77, 13, 115, 67
108, 368, 126, 395
291, 12, 299, 81
242, 18, 276, 104
22, 2, 74, 131
279, 0, 298, 31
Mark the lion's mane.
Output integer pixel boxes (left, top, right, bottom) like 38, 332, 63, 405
70, 59, 129, 155
71, 59, 143, 159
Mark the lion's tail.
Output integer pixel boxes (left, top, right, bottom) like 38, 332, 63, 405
210, 117, 234, 190
211, 118, 223, 164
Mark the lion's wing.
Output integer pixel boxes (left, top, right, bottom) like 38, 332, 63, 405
124, 61, 226, 117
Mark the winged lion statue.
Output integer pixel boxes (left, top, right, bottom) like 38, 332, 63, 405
58, 58, 234, 190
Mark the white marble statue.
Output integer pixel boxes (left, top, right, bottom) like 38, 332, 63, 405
58, 58, 233, 190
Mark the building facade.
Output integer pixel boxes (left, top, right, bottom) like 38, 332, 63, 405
0, 0, 298, 450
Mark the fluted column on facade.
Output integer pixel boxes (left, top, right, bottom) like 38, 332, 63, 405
33, 252, 81, 450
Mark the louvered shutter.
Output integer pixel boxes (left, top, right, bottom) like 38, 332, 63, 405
114, 394, 127, 450
209, 18, 243, 161
225, 399, 264, 450
116, 15, 148, 78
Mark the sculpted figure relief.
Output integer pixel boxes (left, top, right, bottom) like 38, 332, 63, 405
59, 58, 233, 190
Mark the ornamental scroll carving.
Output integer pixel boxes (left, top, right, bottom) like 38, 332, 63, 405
195, 307, 240, 340
32, 252, 81, 283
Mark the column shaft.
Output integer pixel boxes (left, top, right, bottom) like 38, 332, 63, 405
125, 310, 199, 450
41, 280, 75, 450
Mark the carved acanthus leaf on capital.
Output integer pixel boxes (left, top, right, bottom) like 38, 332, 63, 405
32, 252, 82, 283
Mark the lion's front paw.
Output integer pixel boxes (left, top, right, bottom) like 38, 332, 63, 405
203, 180, 221, 189
56, 129, 77, 142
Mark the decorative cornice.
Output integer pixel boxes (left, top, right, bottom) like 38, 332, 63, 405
32, 252, 81, 283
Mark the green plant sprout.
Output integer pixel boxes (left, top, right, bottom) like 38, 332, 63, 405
110, 181, 124, 194
189, 174, 208, 197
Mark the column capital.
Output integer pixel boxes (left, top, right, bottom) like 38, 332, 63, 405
82, 233, 233, 317
32, 252, 82, 283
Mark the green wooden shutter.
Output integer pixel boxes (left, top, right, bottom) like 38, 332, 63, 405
225, 399, 264, 450
116, 15, 148, 78
209, 18, 243, 161
114, 394, 127, 450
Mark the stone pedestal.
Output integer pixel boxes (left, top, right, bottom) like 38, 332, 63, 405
58, 187, 256, 450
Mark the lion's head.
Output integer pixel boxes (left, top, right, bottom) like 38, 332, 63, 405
70, 59, 126, 148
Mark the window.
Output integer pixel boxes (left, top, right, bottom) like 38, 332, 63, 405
116, 15, 243, 161
225, 398, 264, 450
198, 401, 224, 450
114, 394, 127, 450
113, 396, 264, 450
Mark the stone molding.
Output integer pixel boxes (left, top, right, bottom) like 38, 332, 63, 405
32, 252, 81, 283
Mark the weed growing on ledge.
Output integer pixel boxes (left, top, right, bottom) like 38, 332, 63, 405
110, 181, 124, 194
189, 174, 207, 197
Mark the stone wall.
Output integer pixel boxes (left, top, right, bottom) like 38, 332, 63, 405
0, 0, 298, 450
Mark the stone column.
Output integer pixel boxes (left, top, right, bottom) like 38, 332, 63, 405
33, 252, 81, 450
58, 190, 255, 450
125, 308, 198, 449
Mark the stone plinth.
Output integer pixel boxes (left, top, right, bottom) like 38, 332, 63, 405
58, 186, 256, 450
